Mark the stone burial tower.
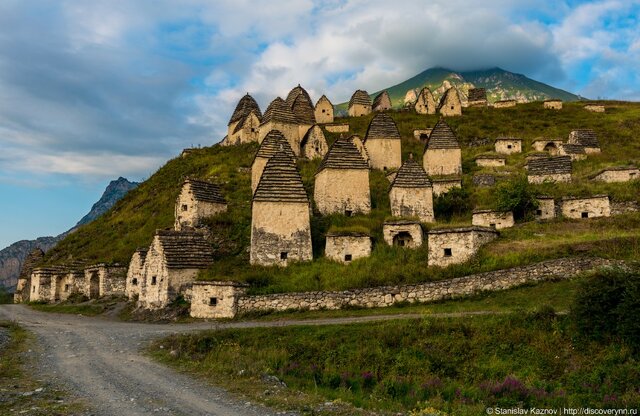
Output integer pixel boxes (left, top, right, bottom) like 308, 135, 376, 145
250, 150, 313, 266
389, 154, 434, 222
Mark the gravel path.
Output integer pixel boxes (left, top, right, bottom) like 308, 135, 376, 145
0, 304, 493, 415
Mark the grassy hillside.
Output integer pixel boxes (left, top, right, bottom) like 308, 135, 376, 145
337, 67, 581, 112
44, 101, 640, 294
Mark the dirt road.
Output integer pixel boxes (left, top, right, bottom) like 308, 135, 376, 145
0, 305, 445, 415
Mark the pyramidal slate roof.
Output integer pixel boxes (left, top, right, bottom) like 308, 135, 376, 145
317, 136, 369, 172
184, 178, 226, 204
19, 248, 45, 280
255, 130, 296, 160
155, 230, 213, 269
253, 151, 309, 203
468, 88, 487, 101
315, 94, 332, 108
232, 110, 259, 134
372, 90, 391, 109
569, 129, 600, 148
390, 156, 432, 188
349, 90, 372, 107
134, 247, 148, 263
561, 144, 586, 154
364, 113, 400, 141
229, 94, 262, 126
292, 94, 316, 125
437, 88, 460, 110
285, 84, 313, 109
261, 97, 298, 125
425, 119, 460, 150
527, 156, 572, 175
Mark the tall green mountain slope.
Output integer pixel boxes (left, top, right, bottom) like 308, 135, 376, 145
338, 67, 581, 112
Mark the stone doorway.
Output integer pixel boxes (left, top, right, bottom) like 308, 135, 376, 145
393, 231, 413, 247
89, 271, 100, 299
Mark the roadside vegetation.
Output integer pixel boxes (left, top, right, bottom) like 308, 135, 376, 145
151, 267, 640, 415
28, 294, 124, 316
0, 321, 83, 414
41, 101, 640, 294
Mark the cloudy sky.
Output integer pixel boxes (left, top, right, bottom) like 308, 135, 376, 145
1, 0, 639, 248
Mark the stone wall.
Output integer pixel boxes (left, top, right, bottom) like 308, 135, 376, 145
475, 157, 505, 167
314, 168, 371, 215
251, 157, 268, 194
324, 124, 349, 133
190, 281, 249, 319
472, 211, 515, 230
439, 90, 462, 117
493, 100, 516, 108
611, 201, 640, 216
175, 184, 227, 231
348, 103, 372, 117
389, 186, 434, 222
301, 126, 328, 160
561, 196, 610, 219
383, 222, 423, 248
83, 264, 127, 299
528, 173, 572, 184
431, 178, 462, 196
364, 139, 401, 171
413, 129, 432, 141
250, 201, 313, 266
423, 148, 462, 176
325, 234, 371, 264
427, 227, 498, 267
495, 139, 522, 155
125, 251, 145, 299
593, 168, 640, 183
233, 257, 617, 315
532, 140, 563, 153
544, 100, 563, 110
584, 105, 605, 113
315, 100, 334, 124
227, 112, 260, 145
473, 174, 496, 188
535, 197, 556, 220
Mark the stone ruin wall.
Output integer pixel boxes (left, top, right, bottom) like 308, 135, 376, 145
527, 173, 572, 184
324, 124, 349, 133
382, 223, 423, 248
250, 201, 313, 266
314, 169, 371, 215
544, 101, 563, 110
495, 140, 522, 155
232, 257, 618, 315
301, 127, 328, 160
439, 92, 462, 117
227, 112, 260, 145
325, 235, 372, 264
314, 100, 334, 124
561, 197, 611, 219
190, 282, 249, 319
536, 198, 556, 220
472, 211, 515, 230
423, 148, 462, 176
476, 158, 505, 167
584, 105, 605, 113
431, 179, 462, 196
389, 187, 434, 223
492, 100, 516, 108
364, 139, 401, 171
593, 169, 640, 183
348, 103, 371, 117
427, 229, 498, 268
125, 252, 145, 299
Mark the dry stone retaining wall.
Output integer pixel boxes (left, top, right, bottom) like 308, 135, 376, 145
236, 257, 619, 314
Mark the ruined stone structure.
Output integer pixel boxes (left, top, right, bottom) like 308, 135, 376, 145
431, 178, 462, 196
467, 88, 487, 107
591, 167, 640, 183
29, 267, 66, 302
229, 258, 617, 316
527, 156, 572, 184
404, 89, 418, 107
325, 124, 349, 133
532, 139, 563, 154
567, 129, 600, 154
348, 90, 372, 117
325, 232, 372, 264
423, 119, 462, 176
363, 113, 401, 171
138, 230, 213, 309
493, 100, 516, 108
495, 137, 522, 155
560, 195, 610, 219
389, 156, 434, 222
558, 143, 587, 161
383, 221, 423, 248
251, 130, 296, 194
372, 90, 391, 112
437, 88, 462, 117
475, 154, 506, 167
14, 248, 44, 303
83, 263, 127, 300
535, 196, 556, 220
175, 178, 227, 231
544, 99, 563, 110
427, 227, 498, 267
125, 248, 147, 300
300, 124, 328, 160
584, 105, 605, 113
314, 136, 370, 215
413, 129, 432, 142
259, 97, 300, 154
190, 281, 249, 319
251, 151, 312, 266
472, 210, 515, 230
314, 95, 334, 124
226, 94, 262, 146
415, 87, 436, 115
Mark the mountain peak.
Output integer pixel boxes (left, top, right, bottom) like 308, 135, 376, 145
75, 178, 139, 227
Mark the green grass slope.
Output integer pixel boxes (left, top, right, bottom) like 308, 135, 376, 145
44, 101, 640, 294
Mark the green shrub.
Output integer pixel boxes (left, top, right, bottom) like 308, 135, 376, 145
495, 175, 538, 220
0, 286, 12, 304
571, 266, 640, 348
434, 187, 471, 221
